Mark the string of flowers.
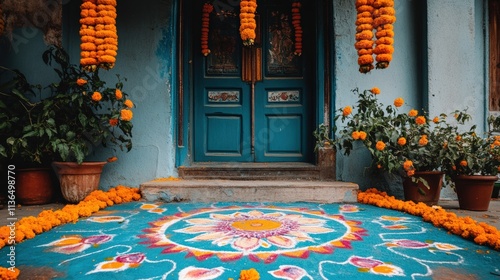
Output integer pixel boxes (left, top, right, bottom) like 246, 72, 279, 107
240, 0, 257, 46
80, 0, 118, 71
0, 3, 4, 36
291, 1, 302, 56
201, 3, 214, 56
354, 0, 375, 73
0, 267, 19, 280
358, 188, 500, 251
372, 0, 396, 69
0, 186, 140, 251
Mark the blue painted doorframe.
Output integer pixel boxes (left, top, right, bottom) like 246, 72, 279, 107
175, 0, 330, 166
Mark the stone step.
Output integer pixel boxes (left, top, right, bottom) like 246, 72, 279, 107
177, 162, 322, 180
139, 179, 359, 203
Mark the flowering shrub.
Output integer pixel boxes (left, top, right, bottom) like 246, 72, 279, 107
40, 46, 133, 163
441, 118, 500, 177
336, 87, 472, 181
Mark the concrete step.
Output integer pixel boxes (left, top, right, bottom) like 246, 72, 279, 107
177, 162, 321, 180
139, 179, 359, 203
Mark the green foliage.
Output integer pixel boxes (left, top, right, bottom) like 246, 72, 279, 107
335, 87, 475, 179
1, 45, 135, 165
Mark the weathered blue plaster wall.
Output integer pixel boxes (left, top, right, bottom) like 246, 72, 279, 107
334, 0, 486, 199
1, 0, 177, 189
86, 0, 177, 189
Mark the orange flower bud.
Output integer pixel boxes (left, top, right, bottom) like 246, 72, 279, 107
77, 78, 87, 86
115, 89, 123, 99
408, 109, 418, 117
460, 160, 468, 167
376, 141, 386, 151
393, 97, 404, 107
370, 87, 381, 95
91, 91, 102, 102
397, 137, 406, 146
359, 131, 367, 140
343, 106, 353, 116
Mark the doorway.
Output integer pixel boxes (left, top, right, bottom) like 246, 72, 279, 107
189, 0, 318, 163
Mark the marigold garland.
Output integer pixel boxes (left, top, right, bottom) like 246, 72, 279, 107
0, 186, 140, 251
201, 3, 213, 56
354, 0, 375, 73
240, 0, 257, 46
0, 267, 19, 280
372, 0, 396, 69
358, 188, 500, 251
291, 2, 302, 56
80, 0, 118, 71
0, 3, 5, 36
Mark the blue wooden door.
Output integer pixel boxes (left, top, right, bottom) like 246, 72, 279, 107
193, 0, 315, 162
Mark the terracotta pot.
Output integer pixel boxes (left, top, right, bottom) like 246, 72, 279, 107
52, 161, 106, 203
403, 171, 443, 205
454, 175, 497, 211
16, 168, 55, 205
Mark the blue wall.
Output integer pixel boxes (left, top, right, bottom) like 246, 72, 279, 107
0, 0, 489, 199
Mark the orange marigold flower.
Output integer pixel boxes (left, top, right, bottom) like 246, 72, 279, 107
456, 135, 462, 141
239, 268, 260, 280
419, 135, 428, 146
408, 109, 418, 117
403, 159, 413, 170
352, 131, 360, 140
343, 105, 353, 116
433, 116, 439, 123
397, 137, 407, 146
415, 116, 426, 125
371, 87, 381, 95
115, 89, 123, 99
407, 169, 415, 177
91, 91, 102, 102
124, 99, 134, 108
393, 97, 404, 107
120, 109, 133, 121
76, 78, 87, 86
107, 156, 118, 163
109, 118, 118, 126
359, 131, 367, 140
376, 141, 386, 151
460, 160, 468, 167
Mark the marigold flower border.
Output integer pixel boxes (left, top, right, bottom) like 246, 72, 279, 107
0, 185, 141, 279
358, 188, 500, 251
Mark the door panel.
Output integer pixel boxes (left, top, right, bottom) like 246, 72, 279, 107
193, 0, 315, 162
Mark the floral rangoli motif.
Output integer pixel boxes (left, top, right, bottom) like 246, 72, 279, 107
140, 205, 367, 263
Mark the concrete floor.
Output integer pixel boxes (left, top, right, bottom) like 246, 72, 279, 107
1, 198, 499, 229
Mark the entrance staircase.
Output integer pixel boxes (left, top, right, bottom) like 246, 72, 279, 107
140, 163, 359, 203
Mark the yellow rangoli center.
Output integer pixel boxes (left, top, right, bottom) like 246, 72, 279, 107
231, 219, 282, 231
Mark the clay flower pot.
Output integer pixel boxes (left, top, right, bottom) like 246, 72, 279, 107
52, 161, 106, 203
403, 171, 443, 205
454, 175, 497, 211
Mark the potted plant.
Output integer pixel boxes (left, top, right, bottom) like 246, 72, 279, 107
5, 46, 135, 203
44, 46, 135, 203
441, 119, 500, 211
335, 87, 461, 204
0, 66, 57, 205
313, 123, 336, 180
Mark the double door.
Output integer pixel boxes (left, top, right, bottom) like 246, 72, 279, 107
193, 0, 316, 162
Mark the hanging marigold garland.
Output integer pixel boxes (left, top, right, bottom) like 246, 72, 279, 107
80, 0, 118, 71
372, 0, 396, 69
354, 0, 375, 73
240, 0, 257, 46
201, 3, 213, 56
291, 1, 302, 56
0, 3, 4, 36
